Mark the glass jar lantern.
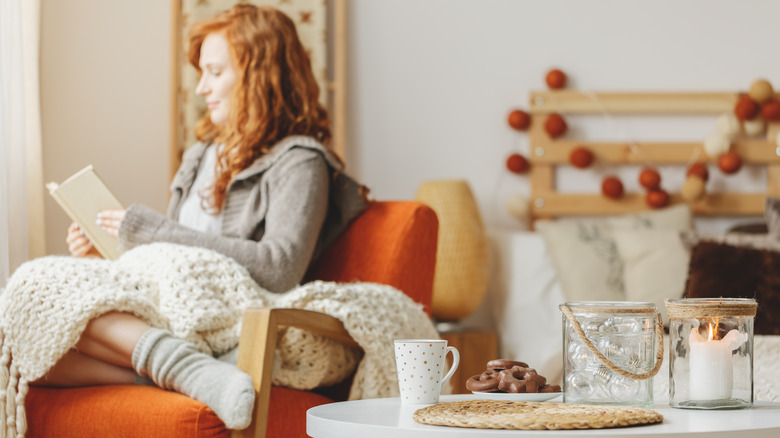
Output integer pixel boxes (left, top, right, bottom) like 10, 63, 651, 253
560, 302, 663, 408
666, 298, 756, 410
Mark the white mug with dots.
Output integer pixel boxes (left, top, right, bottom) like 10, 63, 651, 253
394, 339, 460, 404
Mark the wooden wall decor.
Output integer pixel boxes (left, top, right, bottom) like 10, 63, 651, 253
170, 0, 346, 179
527, 91, 780, 222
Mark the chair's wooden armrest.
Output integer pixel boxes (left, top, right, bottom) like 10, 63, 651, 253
230, 308, 360, 438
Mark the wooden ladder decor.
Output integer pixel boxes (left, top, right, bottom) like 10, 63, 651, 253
527, 91, 780, 222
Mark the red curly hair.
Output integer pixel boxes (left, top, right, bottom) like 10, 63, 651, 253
187, 4, 332, 213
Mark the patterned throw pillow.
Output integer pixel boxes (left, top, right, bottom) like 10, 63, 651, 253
685, 241, 780, 336
536, 204, 693, 303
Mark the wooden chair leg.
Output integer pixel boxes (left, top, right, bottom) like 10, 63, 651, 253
231, 308, 277, 438
230, 308, 358, 438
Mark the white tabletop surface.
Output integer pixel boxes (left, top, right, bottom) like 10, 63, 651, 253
307, 395, 780, 438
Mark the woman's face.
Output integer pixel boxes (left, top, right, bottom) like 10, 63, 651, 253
195, 33, 236, 126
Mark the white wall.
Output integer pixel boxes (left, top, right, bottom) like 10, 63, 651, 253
40, 0, 171, 255
347, 0, 780, 231
38, 0, 780, 256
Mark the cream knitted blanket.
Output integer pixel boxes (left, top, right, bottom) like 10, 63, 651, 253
0, 243, 439, 437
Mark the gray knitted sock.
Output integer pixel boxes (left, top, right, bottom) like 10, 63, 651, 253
131, 328, 255, 430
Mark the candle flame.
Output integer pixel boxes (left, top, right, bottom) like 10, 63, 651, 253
708, 323, 715, 341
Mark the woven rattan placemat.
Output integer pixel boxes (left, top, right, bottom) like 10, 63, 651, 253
413, 400, 663, 430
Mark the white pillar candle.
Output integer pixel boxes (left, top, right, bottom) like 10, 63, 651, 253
688, 326, 745, 400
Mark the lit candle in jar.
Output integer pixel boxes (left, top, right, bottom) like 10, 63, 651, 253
688, 323, 746, 400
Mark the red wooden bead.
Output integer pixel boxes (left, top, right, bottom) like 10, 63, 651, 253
638, 168, 662, 190
507, 109, 531, 131
686, 163, 709, 182
544, 113, 567, 138
546, 69, 567, 89
601, 176, 624, 199
506, 153, 530, 174
761, 98, 780, 122
734, 95, 759, 121
569, 147, 594, 168
646, 189, 670, 209
718, 151, 742, 174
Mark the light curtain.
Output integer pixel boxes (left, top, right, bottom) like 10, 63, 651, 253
0, 0, 45, 286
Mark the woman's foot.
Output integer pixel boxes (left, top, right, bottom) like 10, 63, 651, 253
132, 328, 255, 430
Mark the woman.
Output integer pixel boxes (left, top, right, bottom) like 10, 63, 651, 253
47, 4, 366, 430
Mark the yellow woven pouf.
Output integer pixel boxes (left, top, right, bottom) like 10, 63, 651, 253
413, 400, 663, 430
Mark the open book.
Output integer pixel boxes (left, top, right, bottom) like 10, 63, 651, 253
47, 165, 124, 260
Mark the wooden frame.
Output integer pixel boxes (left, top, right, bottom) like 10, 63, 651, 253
169, 0, 347, 180
527, 91, 780, 221
231, 307, 360, 438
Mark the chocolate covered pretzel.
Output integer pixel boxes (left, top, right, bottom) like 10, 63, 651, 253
465, 369, 501, 392
498, 366, 547, 393
468, 359, 561, 394
487, 359, 529, 370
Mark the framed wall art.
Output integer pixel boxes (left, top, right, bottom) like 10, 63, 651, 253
170, 0, 346, 178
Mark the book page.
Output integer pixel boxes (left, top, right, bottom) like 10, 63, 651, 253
47, 165, 124, 260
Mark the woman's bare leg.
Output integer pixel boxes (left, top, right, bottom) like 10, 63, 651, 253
30, 312, 148, 386
31, 311, 255, 429
31, 348, 135, 387
74, 311, 150, 368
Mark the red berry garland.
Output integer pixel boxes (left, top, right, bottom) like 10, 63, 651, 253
500, 72, 773, 210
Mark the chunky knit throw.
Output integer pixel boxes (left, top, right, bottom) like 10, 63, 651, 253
0, 243, 439, 437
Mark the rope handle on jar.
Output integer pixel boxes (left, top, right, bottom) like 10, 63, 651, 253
560, 305, 664, 381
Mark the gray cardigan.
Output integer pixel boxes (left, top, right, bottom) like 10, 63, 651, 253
118, 136, 367, 293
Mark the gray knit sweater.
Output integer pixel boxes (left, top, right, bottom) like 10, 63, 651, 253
118, 136, 367, 293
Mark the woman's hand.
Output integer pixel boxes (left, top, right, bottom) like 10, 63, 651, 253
96, 209, 126, 238
66, 222, 101, 258
66, 209, 125, 257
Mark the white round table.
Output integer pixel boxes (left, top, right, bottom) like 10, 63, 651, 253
307, 395, 780, 437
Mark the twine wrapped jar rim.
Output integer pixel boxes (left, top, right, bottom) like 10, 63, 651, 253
563, 301, 659, 315
665, 298, 757, 319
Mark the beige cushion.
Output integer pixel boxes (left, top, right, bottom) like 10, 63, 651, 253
612, 229, 690, 325
536, 204, 692, 303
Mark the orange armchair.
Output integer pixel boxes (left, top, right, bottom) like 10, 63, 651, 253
25, 201, 438, 438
